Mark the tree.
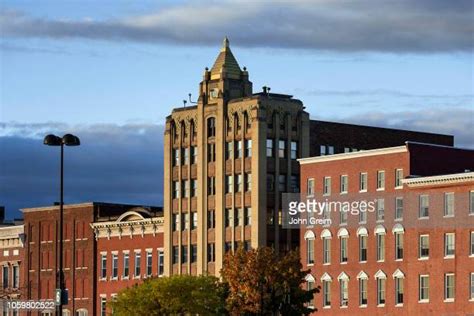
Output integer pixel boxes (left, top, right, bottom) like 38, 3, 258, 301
221, 246, 318, 315
111, 275, 226, 315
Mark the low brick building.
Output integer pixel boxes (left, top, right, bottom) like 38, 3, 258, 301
91, 207, 163, 316
21, 202, 162, 316
298, 142, 474, 315
0, 223, 25, 302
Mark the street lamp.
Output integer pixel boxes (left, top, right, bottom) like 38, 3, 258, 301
44, 134, 80, 316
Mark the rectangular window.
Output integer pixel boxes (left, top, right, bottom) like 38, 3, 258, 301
266, 139, 274, 157
328, 146, 334, 155
359, 278, 368, 306
245, 173, 252, 192
359, 235, 367, 262
444, 192, 455, 217
245, 139, 252, 157
100, 254, 107, 279
377, 170, 385, 190
444, 273, 455, 301
190, 245, 197, 263
237, 208, 244, 226
112, 253, 118, 279
470, 273, 474, 300
236, 140, 243, 158
323, 177, 331, 196
395, 277, 404, 305
181, 245, 188, 264
395, 232, 404, 260
172, 181, 180, 199
190, 146, 197, 164
340, 237, 348, 263
290, 175, 299, 192
244, 207, 252, 226
419, 195, 429, 218
225, 175, 233, 193
419, 235, 430, 259
207, 210, 215, 229
173, 148, 179, 166
123, 253, 129, 278
207, 176, 216, 195
340, 175, 348, 194
225, 142, 233, 160
307, 280, 315, 308
207, 143, 216, 162
320, 145, 327, 156
278, 175, 286, 192
470, 191, 474, 215
377, 198, 385, 221
267, 174, 274, 191
236, 174, 243, 192
134, 252, 141, 277
225, 209, 234, 227
158, 250, 164, 276
470, 231, 474, 256
359, 173, 367, 192
2, 266, 7, 289
191, 212, 197, 230
172, 246, 178, 264
181, 147, 189, 165
395, 197, 403, 220
291, 141, 298, 159
419, 275, 430, 302
323, 237, 331, 264
376, 233, 385, 261
182, 180, 189, 198
181, 213, 189, 230
278, 140, 286, 158
340, 210, 348, 225
395, 169, 403, 188
190, 179, 197, 197
307, 178, 315, 196
101, 297, 107, 316
359, 209, 367, 223
377, 278, 386, 305
323, 280, 331, 307
340, 279, 348, 307
12, 265, 19, 289
444, 233, 455, 258
207, 243, 215, 262
172, 214, 179, 231
307, 239, 314, 265
146, 251, 152, 276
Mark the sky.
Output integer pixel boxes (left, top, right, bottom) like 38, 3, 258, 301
0, 0, 473, 219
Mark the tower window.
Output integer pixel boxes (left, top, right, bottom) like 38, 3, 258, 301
207, 117, 216, 137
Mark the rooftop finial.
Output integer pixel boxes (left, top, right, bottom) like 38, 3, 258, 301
222, 36, 230, 51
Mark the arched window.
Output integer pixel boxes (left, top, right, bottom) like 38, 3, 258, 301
338, 228, 349, 263
375, 225, 386, 261
305, 231, 315, 265
321, 273, 332, 307
321, 229, 332, 264
393, 269, 405, 305
75, 309, 88, 316
207, 117, 216, 137
357, 271, 368, 306
393, 224, 404, 260
357, 227, 368, 262
375, 270, 387, 306
305, 274, 316, 308
338, 272, 350, 307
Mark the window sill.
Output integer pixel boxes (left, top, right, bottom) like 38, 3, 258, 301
376, 188, 385, 192
323, 306, 331, 309
444, 255, 455, 260
395, 303, 403, 307
418, 217, 429, 220
359, 305, 367, 308
121, 276, 129, 280
377, 304, 385, 307
359, 260, 367, 264
307, 263, 314, 267
395, 259, 403, 262
395, 186, 403, 190
376, 220, 385, 223
340, 305, 348, 309
111, 277, 118, 281
394, 218, 403, 222
418, 300, 429, 304
99, 278, 106, 282
444, 299, 454, 303
359, 190, 367, 193
418, 257, 429, 261
340, 192, 348, 195
443, 215, 454, 218
376, 260, 385, 263
340, 262, 348, 265
323, 263, 331, 266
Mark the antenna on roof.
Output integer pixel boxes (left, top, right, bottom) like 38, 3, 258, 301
188, 93, 197, 104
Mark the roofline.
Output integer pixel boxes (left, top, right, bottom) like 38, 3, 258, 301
406, 141, 474, 152
310, 119, 454, 138
21, 202, 163, 213
298, 145, 407, 165
402, 172, 474, 187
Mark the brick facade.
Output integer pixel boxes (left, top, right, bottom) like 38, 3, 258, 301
299, 143, 474, 315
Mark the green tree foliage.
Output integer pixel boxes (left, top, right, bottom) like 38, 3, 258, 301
110, 274, 226, 315
221, 246, 318, 315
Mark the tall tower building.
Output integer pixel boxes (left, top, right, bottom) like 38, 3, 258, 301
163, 38, 310, 276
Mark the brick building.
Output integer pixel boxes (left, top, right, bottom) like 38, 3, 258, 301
163, 38, 454, 277
21, 202, 162, 316
298, 142, 474, 315
0, 223, 25, 305
91, 207, 163, 316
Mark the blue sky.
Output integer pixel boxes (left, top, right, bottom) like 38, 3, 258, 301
0, 0, 473, 218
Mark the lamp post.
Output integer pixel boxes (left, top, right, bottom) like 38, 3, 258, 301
44, 134, 80, 316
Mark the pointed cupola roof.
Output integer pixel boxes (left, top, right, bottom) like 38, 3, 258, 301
210, 37, 242, 80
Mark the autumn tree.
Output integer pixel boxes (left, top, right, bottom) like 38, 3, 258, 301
110, 274, 226, 315
221, 246, 317, 315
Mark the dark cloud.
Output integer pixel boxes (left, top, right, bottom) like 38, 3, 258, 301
1, 0, 472, 53
0, 122, 164, 219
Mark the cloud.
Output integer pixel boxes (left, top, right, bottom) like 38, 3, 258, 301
0, 122, 164, 219
326, 107, 474, 148
1, 0, 472, 53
